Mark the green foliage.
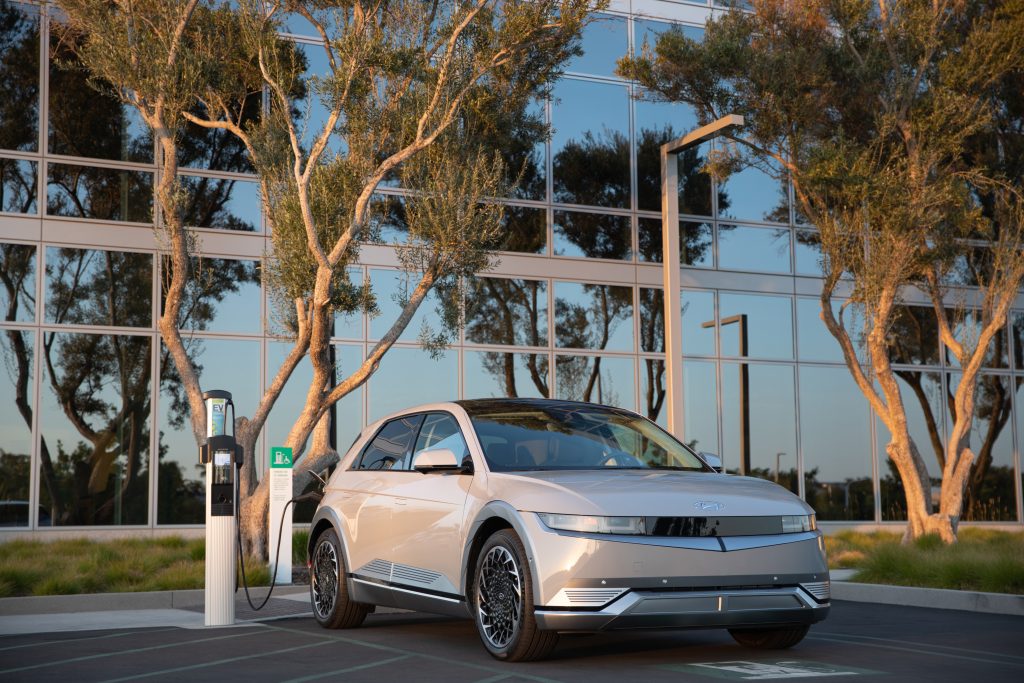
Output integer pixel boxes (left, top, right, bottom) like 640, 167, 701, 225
0, 536, 277, 597
825, 529, 1024, 593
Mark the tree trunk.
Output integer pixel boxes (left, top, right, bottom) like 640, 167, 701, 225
238, 412, 340, 560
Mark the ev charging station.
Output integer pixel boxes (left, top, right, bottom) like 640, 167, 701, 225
199, 389, 242, 627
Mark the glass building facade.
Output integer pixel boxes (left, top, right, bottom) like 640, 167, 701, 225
1, 0, 1022, 532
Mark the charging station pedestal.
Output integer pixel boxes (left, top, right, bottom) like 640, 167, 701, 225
199, 390, 241, 627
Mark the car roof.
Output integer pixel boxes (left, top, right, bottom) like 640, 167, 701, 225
456, 397, 638, 417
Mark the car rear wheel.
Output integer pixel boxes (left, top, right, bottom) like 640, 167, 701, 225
728, 624, 810, 649
310, 527, 369, 629
473, 529, 558, 661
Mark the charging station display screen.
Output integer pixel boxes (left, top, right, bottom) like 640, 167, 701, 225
214, 451, 231, 467
213, 450, 233, 484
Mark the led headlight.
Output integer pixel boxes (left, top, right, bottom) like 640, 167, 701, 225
537, 513, 646, 535
781, 514, 817, 533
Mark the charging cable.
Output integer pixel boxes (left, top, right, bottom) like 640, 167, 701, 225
225, 399, 305, 612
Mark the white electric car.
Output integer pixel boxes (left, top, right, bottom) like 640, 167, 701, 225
308, 399, 830, 661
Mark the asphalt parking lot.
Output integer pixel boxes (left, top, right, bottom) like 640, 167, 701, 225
1, 600, 1022, 683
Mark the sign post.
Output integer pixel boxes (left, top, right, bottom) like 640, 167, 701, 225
268, 446, 293, 585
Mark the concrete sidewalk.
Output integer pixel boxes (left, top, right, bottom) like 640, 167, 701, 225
1, 575, 1021, 637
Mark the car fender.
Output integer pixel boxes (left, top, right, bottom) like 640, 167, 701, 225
461, 500, 543, 604
308, 505, 354, 578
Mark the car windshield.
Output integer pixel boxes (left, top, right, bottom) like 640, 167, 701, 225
463, 401, 710, 472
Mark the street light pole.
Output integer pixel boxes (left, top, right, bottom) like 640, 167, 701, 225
661, 115, 744, 441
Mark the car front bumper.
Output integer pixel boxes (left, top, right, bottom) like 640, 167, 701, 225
518, 512, 830, 632
534, 585, 829, 632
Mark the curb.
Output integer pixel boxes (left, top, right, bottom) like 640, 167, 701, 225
830, 580, 1024, 617
0, 585, 307, 616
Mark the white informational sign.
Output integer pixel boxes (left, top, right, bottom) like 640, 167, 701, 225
268, 446, 293, 585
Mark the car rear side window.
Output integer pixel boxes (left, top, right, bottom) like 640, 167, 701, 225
355, 415, 424, 470
411, 413, 469, 468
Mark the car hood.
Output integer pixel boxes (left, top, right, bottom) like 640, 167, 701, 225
488, 470, 814, 517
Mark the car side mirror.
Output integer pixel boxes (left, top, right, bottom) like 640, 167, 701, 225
700, 452, 723, 473
413, 448, 460, 472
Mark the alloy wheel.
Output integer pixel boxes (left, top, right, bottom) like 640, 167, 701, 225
311, 540, 339, 619
476, 545, 523, 649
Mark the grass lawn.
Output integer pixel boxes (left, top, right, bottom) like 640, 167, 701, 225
3, 528, 1022, 597
825, 528, 1024, 594
0, 530, 311, 598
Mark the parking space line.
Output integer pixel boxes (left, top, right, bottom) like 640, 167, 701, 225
0, 628, 176, 652
808, 634, 1024, 667
471, 675, 511, 683
278, 654, 411, 683
0, 629, 264, 675
814, 631, 1024, 663
98, 639, 333, 682
264, 624, 565, 683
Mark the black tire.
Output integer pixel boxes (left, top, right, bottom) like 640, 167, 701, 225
728, 624, 810, 649
472, 529, 558, 662
310, 528, 369, 629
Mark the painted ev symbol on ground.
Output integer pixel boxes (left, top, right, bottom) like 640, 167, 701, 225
662, 660, 881, 680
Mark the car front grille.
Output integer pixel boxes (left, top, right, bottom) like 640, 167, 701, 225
645, 516, 787, 537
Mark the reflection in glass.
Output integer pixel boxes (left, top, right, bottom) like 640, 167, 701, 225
943, 310, 1010, 370
794, 231, 821, 274
369, 268, 443, 342
1014, 312, 1023, 370
295, 42, 342, 156
553, 210, 631, 260
555, 281, 633, 352
640, 357, 665, 425
49, 30, 152, 163
948, 374, 1016, 521
722, 362, 797, 493
718, 224, 791, 273
888, 306, 939, 366
501, 99, 547, 202
634, 100, 716, 214
683, 359, 718, 456
633, 19, 704, 54
465, 277, 547, 347
46, 247, 152, 328
0, 157, 37, 213
369, 193, 408, 244
799, 366, 873, 520
368, 347, 456, 421
877, 371, 943, 521
0, 329, 34, 526
158, 338, 260, 524
181, 175, 261, 232
555, 354, 634, 410
39, 332, 151, 525
797, 297, 862, 363
567, 13, 627, 77
47, 164, 153, 223
681, 289, 715, 356
639, 288, 664, 353
717, 162, 789, 223
0, 1, 39, 152
718, 293, 793, 360
464, 351, 549, 399
495, 205, 546, 254
0, 242, 35, 322
637, 218, 712, 266
333, 267, 363, 340
1017, 378, 1024, 519
552, 79, 629, 208
165, 256, 260, 334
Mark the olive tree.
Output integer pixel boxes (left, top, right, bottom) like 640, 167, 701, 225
620, 0, 1024, 542
56, 0, 598, 555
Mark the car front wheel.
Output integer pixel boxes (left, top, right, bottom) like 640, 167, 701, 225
728, 624, 810, 649
310, 527, 369, 629
472, 529, 558, 661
